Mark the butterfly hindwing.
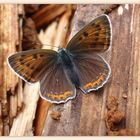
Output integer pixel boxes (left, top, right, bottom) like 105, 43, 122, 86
67, 14, 112, 53
72, 51, 111, 92
39, 61, 76, 103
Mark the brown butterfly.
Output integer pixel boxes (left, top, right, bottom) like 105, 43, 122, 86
7, 14, 112, 104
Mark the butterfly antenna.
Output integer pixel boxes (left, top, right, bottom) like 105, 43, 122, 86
32, 42, 59, 49
79, 87, 87, 94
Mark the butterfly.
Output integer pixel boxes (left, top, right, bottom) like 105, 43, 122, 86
7, 14, 112, 104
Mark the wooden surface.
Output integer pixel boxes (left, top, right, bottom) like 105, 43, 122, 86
0, 4, 23, 136
9, 12, 41, 136
0, 4, 41, 136
41, 4, 140, 136
10, 83, 40, 136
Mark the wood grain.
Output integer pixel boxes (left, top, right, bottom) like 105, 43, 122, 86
9, 10, 41, 136
10, 83, 40, 136
0, 4, 23, 136
32, 4, 68, 29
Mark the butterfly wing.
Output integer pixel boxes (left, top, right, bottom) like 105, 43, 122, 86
8, 49, 58, 83
39, 62, 76, 103
72, 51, 111, 92
67, 14, 112, 53
8, 49, 76, 103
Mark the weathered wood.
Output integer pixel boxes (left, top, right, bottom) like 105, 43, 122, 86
0, 5, 19, 98
24, 4, 41, 16
0, 104, 3, 136
38, 21, 58, 50
34, 99, 51, 136
54, 9, 72, 48
41, 4, 140, 136
0, 4, 23, 136
10, 83, 40, 136
22, 18, 42, 51
17, 80, 23, 111
31, 4, 68, 29
9, 11, 41, 136
9, 94, 18, 119
122, 4, 140, 136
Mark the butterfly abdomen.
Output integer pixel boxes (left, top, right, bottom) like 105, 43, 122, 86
59, 49, 80, 88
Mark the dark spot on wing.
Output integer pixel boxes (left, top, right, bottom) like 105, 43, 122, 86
83, 32, 88, 37
30, 65, 35, 70
21, 55, 26, 57
94, 32, 99, 37
20, 61, 24, 65
19, 58, 24, 62
79, 37, 83, 41
25, 63, 30, 67
91, 22, 95, 26
39, 54, 44, 57
33, 54, 38, 59
94, 37, 99, 41
95, 24, 101, 30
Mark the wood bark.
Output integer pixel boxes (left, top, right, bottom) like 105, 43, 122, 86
41, 4, 140, 136
0, 4, 23, 136
9, 11, 41, 136
0, 4, 41, 136
10, 83, 40, 136
32, 4, 70, 30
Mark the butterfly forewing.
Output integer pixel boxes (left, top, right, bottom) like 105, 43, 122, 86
72, 51, 111, 92
67, 14, 112, 53
8, 49, 58, 83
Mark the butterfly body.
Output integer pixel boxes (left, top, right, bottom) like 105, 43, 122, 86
8, 14, 112, 104
58, 48, 81, 89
